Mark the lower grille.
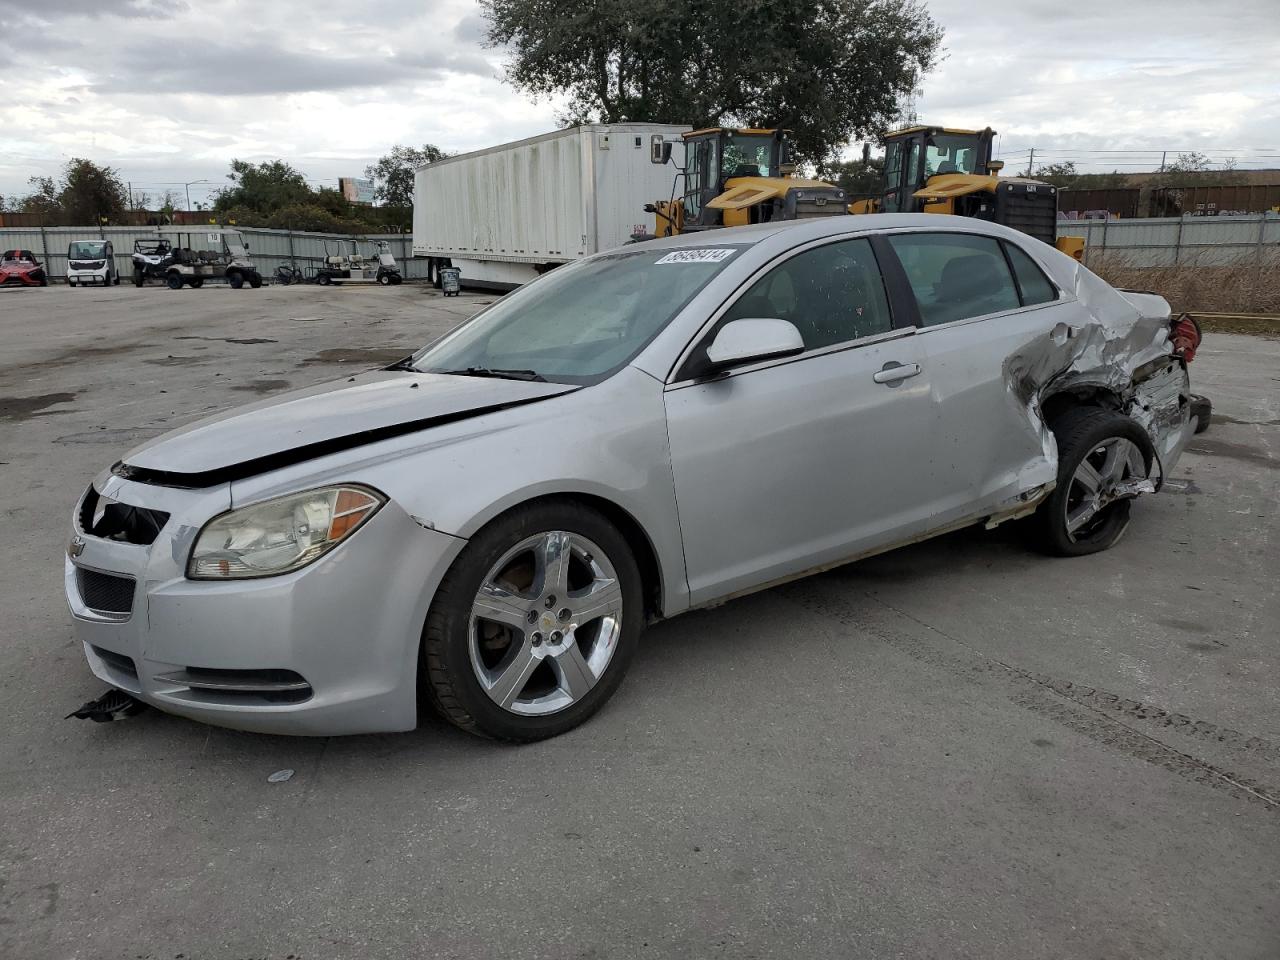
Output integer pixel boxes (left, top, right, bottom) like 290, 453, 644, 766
76, 567, 136, 616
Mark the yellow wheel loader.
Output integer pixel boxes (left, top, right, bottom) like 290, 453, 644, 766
643, 128, 850, 237
850, 125, 1084, 260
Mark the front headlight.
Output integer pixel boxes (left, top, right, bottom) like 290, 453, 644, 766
187, 485, 385, 579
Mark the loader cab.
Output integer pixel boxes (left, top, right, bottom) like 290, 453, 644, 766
679, 128, 795, 228
879, 126, 995, 213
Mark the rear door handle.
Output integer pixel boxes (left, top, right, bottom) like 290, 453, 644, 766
873, 361, 922, 384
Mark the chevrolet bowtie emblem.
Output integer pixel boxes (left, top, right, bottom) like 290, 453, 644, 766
68, 535, 86, 558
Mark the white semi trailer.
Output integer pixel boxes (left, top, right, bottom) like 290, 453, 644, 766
412, 123, 690, 289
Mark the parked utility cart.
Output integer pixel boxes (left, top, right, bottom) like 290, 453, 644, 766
67, 240, 119, 287
315, 240, 402, 286
130, 237, 174, 286
135, 229, 262, 289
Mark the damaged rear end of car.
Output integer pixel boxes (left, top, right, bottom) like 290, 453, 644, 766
1006, 258, 1201, 552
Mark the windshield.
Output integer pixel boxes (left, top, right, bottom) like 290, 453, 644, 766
925, 134, 982, 177
412, 245, 746, 384
68, 241, 107, 259
721, 134, 776, 178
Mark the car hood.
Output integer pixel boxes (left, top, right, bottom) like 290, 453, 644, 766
117, 370, 576, 487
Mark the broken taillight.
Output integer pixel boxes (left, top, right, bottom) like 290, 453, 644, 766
1170, 313, 1202, 362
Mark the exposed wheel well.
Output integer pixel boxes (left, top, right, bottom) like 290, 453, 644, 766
1040, 386, 1123, 428
479, 493, 664, 622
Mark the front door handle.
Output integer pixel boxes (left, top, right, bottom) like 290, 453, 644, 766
873, 361, 922, 385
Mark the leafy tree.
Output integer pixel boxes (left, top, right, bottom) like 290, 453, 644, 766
828, 155, 885, 198
56, 159, 128, 223
365, 144, 450, 207
1149, 152, 1244, 189
214, 159, 314, 215
20, 176, 61, 219
482, 0, 943, 169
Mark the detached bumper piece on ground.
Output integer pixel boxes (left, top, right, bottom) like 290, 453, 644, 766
66, 688, 148, 723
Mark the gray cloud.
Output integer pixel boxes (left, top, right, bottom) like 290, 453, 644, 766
0, 0, 186, 21
453, 13, 490, 45
103, 40, 492, 96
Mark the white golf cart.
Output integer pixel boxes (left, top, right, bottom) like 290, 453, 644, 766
315, 239, 402, 286
67, 240, 119, 287
155, 228, 262, 290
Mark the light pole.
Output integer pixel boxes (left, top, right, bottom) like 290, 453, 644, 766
184, 179, 211, 213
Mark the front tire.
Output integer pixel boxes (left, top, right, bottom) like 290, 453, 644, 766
1034, 408, 1154, 557
228, 271, 244, 289
421, 500, 644, 741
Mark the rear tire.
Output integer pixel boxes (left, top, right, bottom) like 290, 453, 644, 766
1033, 408, 1154, 557
421, 500, 643, 742
318, 273, 332, 286
249, 273, 262, 289
189, 277, 203, 289
166, 273, 183, 290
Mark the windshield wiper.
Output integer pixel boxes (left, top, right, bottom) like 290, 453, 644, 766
442, 366, 547, 382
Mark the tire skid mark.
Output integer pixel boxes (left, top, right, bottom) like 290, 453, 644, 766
779, 581, 1280, 811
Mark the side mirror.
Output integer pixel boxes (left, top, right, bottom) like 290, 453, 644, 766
704, 318, 804, 373
651, 136, 673, 165
987, 160, 1005, 175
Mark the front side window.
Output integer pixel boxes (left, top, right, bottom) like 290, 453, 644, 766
413, 246, 746, 384
720, 237, 893, 350
888, 232, 1021, 326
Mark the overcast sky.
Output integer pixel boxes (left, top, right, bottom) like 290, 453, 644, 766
2, 0, 1278, 204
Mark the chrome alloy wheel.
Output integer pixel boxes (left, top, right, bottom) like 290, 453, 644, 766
1063, 437, 1146, 541
468, 531, 624, 716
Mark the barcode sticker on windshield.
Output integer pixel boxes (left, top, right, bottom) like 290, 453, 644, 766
655, 249, 735, 265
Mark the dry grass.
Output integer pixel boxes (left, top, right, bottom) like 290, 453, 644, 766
1087, 252, 1280, 332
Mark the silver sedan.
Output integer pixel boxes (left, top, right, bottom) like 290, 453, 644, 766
65, 214, 1201, 740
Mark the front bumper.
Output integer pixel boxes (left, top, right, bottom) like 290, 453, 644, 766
65, 475, 466, 736
0, 271, 41, 286
68, 268, 110, 282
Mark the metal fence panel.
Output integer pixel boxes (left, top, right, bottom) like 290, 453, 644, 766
1059, 213, 1280, 269
0, 225, 427, 282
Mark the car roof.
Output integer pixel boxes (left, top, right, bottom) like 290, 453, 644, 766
633, 213, 1019, 252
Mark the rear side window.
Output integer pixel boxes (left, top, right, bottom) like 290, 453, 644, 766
1004, 241, 1057, 305
721, 237, 892, 349
887, 232, 1021, 326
